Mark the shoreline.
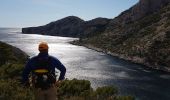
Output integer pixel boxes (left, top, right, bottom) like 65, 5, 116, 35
71, 41, 170, 73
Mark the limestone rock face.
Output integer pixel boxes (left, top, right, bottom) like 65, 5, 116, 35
106, 0, 170, 32
135, 0, 170, 20
113, 0, 170, 23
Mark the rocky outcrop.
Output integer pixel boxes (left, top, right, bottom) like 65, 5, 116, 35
22, 16, 111, 37
106, 0, 170, 31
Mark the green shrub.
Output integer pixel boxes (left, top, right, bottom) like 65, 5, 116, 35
0, 79, 34, 100
94, 86, 118, 100
0, 63, 24, 79
57, 79, 93, 99
139, 13, 161, 28
58, 79, 134, 100
115, 96, 135, 100
164, 19, 170, 28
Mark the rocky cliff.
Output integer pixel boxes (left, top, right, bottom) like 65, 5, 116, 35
77, 0, 170, 71
107, 0, 170, 31
22, 16, 111, 37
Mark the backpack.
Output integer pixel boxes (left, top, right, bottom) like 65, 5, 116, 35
31, 56, 56, 89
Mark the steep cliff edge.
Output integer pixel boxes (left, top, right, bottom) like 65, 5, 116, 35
106, 0, 170, 31
77, 1, 170, 72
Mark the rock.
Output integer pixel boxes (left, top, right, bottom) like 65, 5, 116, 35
106, 0, 170, 31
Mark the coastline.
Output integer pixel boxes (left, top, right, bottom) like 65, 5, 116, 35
71, 41, 170, 73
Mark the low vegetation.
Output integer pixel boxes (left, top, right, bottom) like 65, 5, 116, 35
57, 79, 134, 100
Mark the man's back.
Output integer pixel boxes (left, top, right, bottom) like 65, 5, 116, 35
22, 42, 66, 100
22, 52, 66, 85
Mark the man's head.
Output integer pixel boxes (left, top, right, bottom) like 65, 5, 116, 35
38, 42, 49, 52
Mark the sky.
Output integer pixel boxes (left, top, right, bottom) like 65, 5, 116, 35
0, 0, 139, 28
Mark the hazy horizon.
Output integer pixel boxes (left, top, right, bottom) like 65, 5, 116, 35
0, 0, 138, 28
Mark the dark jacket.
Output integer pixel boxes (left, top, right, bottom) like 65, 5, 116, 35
22, 52, 66, 84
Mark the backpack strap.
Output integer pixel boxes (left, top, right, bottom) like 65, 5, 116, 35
34, 69, 49, 73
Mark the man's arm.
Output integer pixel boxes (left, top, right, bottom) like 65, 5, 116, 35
52, 57, 66, 80
22, 59, 32, 84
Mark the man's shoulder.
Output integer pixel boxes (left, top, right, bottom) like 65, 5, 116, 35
29, 56, 38, 61
48, 55, 60, 62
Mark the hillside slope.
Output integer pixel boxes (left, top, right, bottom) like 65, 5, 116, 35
77, 2, 170, 71
0, 41, 28, 66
